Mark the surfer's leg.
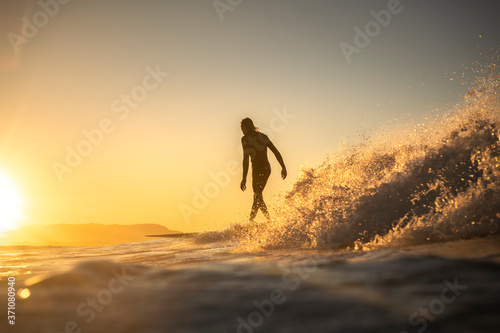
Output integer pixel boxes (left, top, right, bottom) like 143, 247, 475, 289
249, 193, 259, 221
259, 193, 270, 221
251, 168, 271, 221
250, 191, 269, 221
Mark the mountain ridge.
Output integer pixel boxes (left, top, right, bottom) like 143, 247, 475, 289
0, 223, 180, 246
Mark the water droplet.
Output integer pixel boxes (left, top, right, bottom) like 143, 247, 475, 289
18, 288, 31, 299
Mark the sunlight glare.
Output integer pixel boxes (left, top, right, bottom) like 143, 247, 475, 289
0, 171, 24, 233
18, 288, 31, 299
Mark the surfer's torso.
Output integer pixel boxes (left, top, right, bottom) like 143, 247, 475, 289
241, 132, 271, 171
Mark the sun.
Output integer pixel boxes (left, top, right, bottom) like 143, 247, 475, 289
0, 171, 24, 233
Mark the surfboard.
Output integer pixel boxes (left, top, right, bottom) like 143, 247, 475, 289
145, 232, 200, 238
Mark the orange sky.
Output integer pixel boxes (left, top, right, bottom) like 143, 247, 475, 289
0, 0, 498, 233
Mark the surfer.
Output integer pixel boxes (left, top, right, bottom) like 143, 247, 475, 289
240, 118, 287, 222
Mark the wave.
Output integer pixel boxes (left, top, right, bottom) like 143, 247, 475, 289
199, 68, 500, 250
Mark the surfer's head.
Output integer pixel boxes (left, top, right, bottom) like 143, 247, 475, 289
241, 118, 258, 135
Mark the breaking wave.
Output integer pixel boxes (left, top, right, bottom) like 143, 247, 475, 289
201, 67, 500, 251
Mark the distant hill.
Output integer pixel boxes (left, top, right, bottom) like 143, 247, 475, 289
0, 223, 180, 246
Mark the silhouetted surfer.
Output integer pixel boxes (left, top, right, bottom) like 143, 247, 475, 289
240, 118, 287, 222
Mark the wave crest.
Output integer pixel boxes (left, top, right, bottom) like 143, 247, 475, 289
203, 72, 500, 251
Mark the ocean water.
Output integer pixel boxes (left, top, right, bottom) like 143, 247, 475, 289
1, 74, 500, 332
1, 236, 499, 333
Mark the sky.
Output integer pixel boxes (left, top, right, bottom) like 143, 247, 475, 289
0, 0, 499, 233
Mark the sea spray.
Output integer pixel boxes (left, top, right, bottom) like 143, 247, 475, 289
205, 68, 500, 251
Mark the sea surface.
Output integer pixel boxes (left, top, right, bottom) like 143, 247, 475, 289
1, 74, 500, 332
1, 236, 500, 333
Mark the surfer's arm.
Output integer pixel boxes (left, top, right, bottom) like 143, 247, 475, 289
241, 138, 250, 191
268, 142, 287, 179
